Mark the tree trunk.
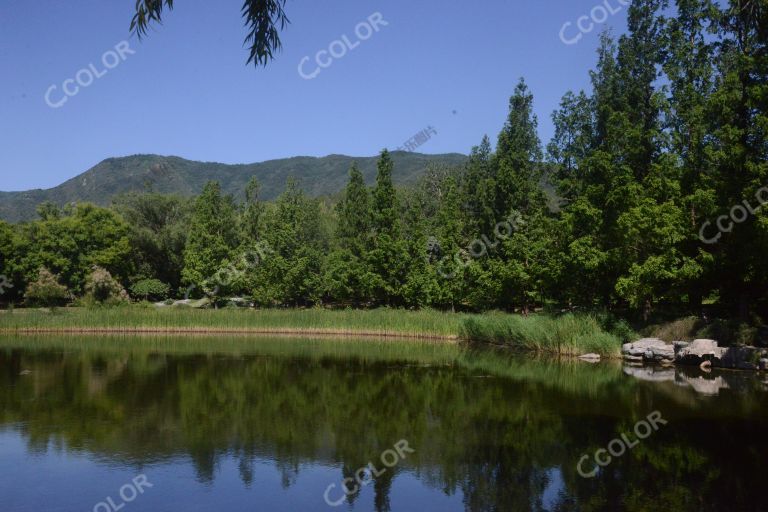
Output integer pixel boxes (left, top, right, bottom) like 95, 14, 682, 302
643, 298, 652, 323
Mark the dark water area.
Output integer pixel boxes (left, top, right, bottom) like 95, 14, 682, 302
0, 335, 767, 512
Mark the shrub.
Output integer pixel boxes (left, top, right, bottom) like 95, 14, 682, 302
130, 278, 171, 301
644, 316, 702, 342
84, 266, 129, 306
696, 319, 759, 346
24, 268, 69, 308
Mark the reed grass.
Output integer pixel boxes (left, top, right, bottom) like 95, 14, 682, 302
0, 307, 625, 356
458, 313, 622, 357
0, 307, 467, 338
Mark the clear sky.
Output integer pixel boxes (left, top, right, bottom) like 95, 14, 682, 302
0, 0, 629, 191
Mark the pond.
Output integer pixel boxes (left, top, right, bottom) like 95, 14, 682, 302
0, 335, 766, 511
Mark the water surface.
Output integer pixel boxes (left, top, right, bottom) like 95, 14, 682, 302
0, 335, 766, 511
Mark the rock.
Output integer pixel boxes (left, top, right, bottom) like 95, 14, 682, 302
690, 339, 720, 353
623, 338, 666, 356
676, 340, 765, 371
578, 353, 601, 363
623, 338, 675, 362
676, 339, 726, 365
760, 358, 768, 371
19, 370, 31, 376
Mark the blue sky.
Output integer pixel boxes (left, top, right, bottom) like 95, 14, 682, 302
0, 0, 629, 191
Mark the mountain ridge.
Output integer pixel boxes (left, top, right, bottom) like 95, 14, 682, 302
0, 152, 468, 223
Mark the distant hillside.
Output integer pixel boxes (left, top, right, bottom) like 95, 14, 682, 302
0, 152, 467, 223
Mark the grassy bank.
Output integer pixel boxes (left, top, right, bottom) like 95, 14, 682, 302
0, 307, 467, 339
459, 313, 625, 357
0, 307, 626, 356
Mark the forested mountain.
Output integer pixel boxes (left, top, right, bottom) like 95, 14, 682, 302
0, 152, 467, 222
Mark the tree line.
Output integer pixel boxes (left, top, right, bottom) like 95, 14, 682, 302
1, 0, 766, 322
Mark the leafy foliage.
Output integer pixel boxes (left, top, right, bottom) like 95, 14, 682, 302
84, 266, 130, 305
2, 0, 768, 332
130, 278, 171, 301
24, 268, 69, 307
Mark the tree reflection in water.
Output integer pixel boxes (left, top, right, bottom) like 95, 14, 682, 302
0, 335, 767, 511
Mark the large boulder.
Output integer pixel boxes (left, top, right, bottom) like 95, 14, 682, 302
675, 339, 725, 365
675, 339, 767, 370
622, 338, 675, 363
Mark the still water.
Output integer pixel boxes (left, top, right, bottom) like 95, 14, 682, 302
0, 335, 767, 512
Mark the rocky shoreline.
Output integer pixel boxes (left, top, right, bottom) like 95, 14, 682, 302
622, 338, 768, 371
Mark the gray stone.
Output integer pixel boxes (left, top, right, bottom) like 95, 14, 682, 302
675, 339, 765, 370
676, 339, 726, 365
578, 353, 601, 363
690, 339, 720, 354
623, 338, 674, 362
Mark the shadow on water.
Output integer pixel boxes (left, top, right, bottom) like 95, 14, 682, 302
0, 334, 767, 511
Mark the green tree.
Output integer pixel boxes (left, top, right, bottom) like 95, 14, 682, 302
85, 266, 130, 305
462, 136, 497, 235
368, 150, 408, 306
486, 82, 549, 313
0, 221, 21, 302
325, 164, 376, 305
113, 193, 192, 293
130, 278, 171, 301
17, 203, 131, 295
706, 0, 768, 319
249, 178, 323, 306
240, 176, 264, 243
494, 78, 545, 218
182, 181, 238, 296
24, 267, 69, 307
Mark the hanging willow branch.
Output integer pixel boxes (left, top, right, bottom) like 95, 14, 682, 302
129, 0, 290, 67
